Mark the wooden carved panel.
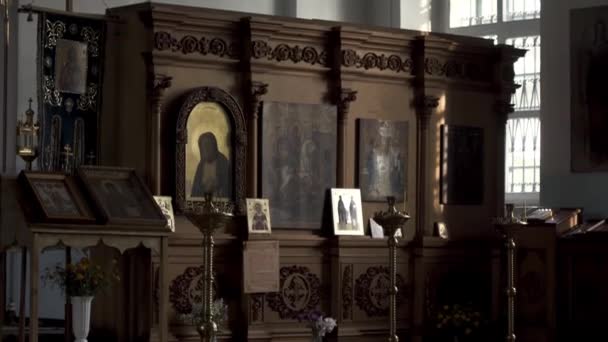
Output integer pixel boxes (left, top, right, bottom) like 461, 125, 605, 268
354, 266, 406, 317
517, 248, 547, 324
250, 294, 264, 323
342, 264, 353, 320
266, 265, 322, 319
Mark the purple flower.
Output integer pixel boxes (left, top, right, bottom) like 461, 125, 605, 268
297, 310, 337, 337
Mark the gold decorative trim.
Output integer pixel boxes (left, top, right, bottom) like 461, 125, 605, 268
43, 76, 62, 107
77, 83, 98, 111
44, 19, 66, 48
81, 26, 100, 57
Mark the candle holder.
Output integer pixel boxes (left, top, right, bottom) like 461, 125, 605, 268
373, 196, 410, 342
184, 193, 233, 342
16, 98, 40, 171
493, 203, 527, 342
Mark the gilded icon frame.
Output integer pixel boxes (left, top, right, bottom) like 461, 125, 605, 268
175, 87, 246, 214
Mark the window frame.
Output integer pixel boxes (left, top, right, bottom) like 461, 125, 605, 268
436, 0, 541, 204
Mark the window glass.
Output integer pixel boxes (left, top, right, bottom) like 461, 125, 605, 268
450, 0, 497, 28
503, 0, 541, 22
505, 117, 541, 193
446, 0, 541, 197
507, 36, 540, 111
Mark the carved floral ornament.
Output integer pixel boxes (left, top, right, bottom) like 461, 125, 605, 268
169, 266, 220, 314
152, 31, 495, 81
251, 40, 327, 66
154, 31, 239, 59
342, 49, 413, 73
354, 266, 406, 317
266, 265, 322, 320
342, 265, 353, 320
424, 57, 490, 82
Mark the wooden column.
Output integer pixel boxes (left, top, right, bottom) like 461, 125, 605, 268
337, 89, 357, 187
29, 238, 39, 342
64, 247, 72, 342
414, 95, 439, 238
0, 249, 4, 341
18, 247, 26, 342
148, 74, 172, 195
494, 101, 514, 216
158, 237, 169, 342
247, 81, 268, 197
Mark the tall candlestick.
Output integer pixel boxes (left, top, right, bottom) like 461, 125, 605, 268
373, 196, 410, 342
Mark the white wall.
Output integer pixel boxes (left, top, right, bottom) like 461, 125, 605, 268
369, 0, 401, 29
75, 0, 279, 15
401, 0, 431, 31
296, 0, 368, 23
540, 0, 608, 218
1, 0, 18, 175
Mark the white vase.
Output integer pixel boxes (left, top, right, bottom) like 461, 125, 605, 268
71, 296, 94, 342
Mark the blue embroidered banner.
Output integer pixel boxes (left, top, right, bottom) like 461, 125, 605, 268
38, 12, 105, 171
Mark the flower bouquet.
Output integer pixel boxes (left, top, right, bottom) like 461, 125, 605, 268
434, 303, 484, 342
43, 257, 119, 342
297, 310, 337, 342
43, 257, 119, 297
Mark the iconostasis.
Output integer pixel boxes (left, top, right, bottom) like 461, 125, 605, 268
93, 3, 523, 341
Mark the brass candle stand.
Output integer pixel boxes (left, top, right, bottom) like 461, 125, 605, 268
493, 203, 526, 342
373, 196, 410, 342
184, 194, 233, 342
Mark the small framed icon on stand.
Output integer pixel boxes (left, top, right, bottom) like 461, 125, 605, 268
434, 221, 449, 239
330, 188, 364, 236
246, 198, 272, 234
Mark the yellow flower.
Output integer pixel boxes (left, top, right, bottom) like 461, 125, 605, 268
76, 273, 84, 280
465, 328, 472, 335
